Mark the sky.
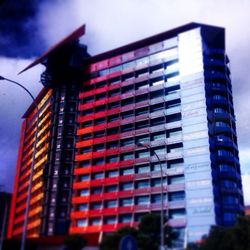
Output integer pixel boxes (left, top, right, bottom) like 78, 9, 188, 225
0, 0, 249, 204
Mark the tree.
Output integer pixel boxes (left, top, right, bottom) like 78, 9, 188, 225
100, 227, 137, 250
64, 234, 87, 250
138, 213, 172, 250
199, 216, 250, 250
100, 213, 173, 250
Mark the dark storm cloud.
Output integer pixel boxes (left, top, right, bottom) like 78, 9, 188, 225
1, 0, 250, 202
0, 0, 52, 58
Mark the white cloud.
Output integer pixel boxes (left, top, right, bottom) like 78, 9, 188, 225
242, 174, 250, 206
0, 57, 43, 192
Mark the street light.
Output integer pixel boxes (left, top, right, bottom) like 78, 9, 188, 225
0, 75, 39, 250
136, 142, 166, 250
0, 188, 8, 250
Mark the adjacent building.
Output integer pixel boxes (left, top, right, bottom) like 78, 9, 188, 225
8, 23, 244, 247
0, 192, 11, 242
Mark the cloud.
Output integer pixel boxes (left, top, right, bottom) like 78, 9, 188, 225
242, 174, 250, 206
1, 0, 250, 194
0, 57, 43, 192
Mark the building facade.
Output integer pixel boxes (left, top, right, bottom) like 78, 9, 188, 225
8, 23, 244, 246
0, 192, 11, 243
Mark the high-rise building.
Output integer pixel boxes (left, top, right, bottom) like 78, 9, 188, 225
0, 192, 11, 242
8, 23, 244, 247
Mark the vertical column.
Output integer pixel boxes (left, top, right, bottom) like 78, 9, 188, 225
178, 28, 215, 242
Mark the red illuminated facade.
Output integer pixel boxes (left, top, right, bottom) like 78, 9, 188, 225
8, 23, 244, 247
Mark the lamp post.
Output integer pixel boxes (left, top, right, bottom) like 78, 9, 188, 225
0, 188, 8, 250
0, 75, 39, 250
136, 142, 166, 250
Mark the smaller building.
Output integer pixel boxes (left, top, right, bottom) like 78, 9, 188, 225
245, 205, 250, 215
0, 192, 11, 240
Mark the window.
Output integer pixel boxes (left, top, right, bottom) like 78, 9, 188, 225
136, 94, 148, 103
82, 108, 93, 115
151, 117, 165, 126
95, 118, 105, 125
90, 218, 101, 226
80, 175, 90, 181
136, 56, 149, 65
121, 124, 134, 132
169, 209, 185, 219
77, 219, 87, 227
168, 144, 182, 153
151, 194, 161, 203
83, 96, 94, 104
136, 121, 148, 129
151, 178, 161, 187
106, 127, 117, 137
136, 150, 150, 158
222, 195, 238, 205
119, 214, 132, 223
106, 155, 119, 163
123, 61, 135, 70
136, 134, 150, 144
122, 110, 134, 119
136, 165, 150, 173
221, 180, 237, 188
107, 170, 119, 177
92, 172, 104, 180
218, 150, 233, 157
91, 187, 102, 194
150, 90, 164, 99
150, 103, 164, 112
135, 196, 150, 205
93, 144, 105, 152
82, 133, 91, 140
94, 130, 105, 138
120, 182, 133, 190
78, 204, 88, 211
104, 216, 116, 225
151, 132, 166, 141
121, 153, 134, 161
223, 212, 236, 222
91, 202, 102, 210
80, 189, 89, 196
136, 180, 149, 189
121, 138, 134, 146
136, 80, 148, 89
168, 159, 184, 169
105, 185, 118, 193
169, 191, 185, 201
122, 84, 134, 93
121, 168, 134, 175
105, 199, 117, 208
96, 93, 106, 100
81, 160, 90, 168
108, 114, 119, 122
81, 147, 91, 153
107, 141, 119, 149
108, 101, 119, 109
109, 88, 120, 96
122, 97, 134, 106
154, 146, 166, 155
168, 175, 184, 184
93, 158, 104, 166
120, 198, 133, 206
136, 107, 148, 115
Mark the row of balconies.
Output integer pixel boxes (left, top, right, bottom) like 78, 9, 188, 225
72, 184, 184, 203
71, 201, 185, 220
78, 92, 181, 123
70, 217, 186, 234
